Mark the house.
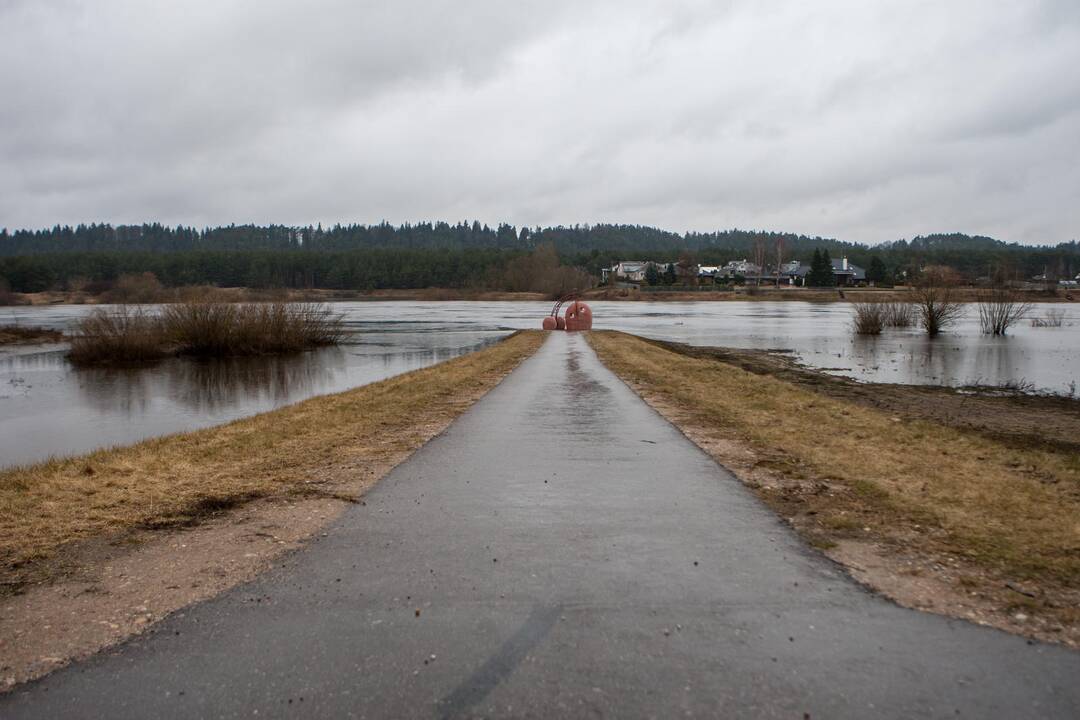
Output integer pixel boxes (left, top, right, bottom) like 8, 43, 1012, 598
780, 257, 866, 286
602, 260, 652, 283
674, 262, 699, 283
720, 259, 761, 278
698, 265, 720, 279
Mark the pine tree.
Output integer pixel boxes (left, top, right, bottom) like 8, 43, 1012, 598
644, 262, 661, 286
808, 249, 834, 287
867, 256, 888, 284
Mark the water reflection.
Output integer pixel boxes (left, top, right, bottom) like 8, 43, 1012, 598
73, 349, 343, 415
0, 331, 504, 468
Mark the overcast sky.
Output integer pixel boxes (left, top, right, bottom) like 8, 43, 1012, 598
2, 1, 1078, 244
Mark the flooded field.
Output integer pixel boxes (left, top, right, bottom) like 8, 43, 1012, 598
2, 300, 1077, 468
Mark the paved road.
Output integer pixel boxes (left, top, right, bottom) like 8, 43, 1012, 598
4, 333, 1079, 718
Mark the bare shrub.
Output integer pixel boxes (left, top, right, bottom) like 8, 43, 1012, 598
977, 287, 1032, 335
1030, 309, 1066, 328
163, 302, 344, 356
104, 272, 167, 304
68, 306, 169, 366
69, 302, 344, 365
851, 302, 885, 335
912, 266, 965, 337
880, 302, 915, 328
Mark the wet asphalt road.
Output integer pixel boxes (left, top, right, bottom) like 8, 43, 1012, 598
4, 332, 1079, 719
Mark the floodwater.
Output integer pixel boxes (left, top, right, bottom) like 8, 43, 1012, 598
1, 300, 1077, 468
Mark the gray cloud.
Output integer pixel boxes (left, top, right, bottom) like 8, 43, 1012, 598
1, 0, 1077, 244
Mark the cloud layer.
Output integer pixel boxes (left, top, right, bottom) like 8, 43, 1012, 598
2, 0, 1078, 244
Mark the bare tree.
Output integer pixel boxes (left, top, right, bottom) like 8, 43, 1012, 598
774, 236, 785, 287
913, 265, 965, 337
978, 287, 1032, 335
751, 236, 767, 287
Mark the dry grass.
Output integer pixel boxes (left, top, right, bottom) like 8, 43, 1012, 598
850, 302, 885, 334
880, 301, 916, 327
68, 302, 344, 366
587, 331, 1080, 591
67, 305, 169, 365
0, 325, 63, 345
0, 331, 543, 589
1031, 308, 1067, 328
162, 302, 343, 355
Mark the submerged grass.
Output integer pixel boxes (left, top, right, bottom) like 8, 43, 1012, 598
0, 331, 543, 589
68, 302, 344, 366
67, 306, 169, 365
587, 331, 1080, 590
0, 325, 63, 345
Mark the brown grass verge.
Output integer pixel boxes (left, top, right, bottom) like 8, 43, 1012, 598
586, 330, 1080, 645
0, 330, 544, 592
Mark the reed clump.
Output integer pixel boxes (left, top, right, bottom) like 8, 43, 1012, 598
880, 301, 916, 328
68, 306, 170, 365
851, 302, 885, 335
68, 302, 344, 366
1030, 309, 1066, 328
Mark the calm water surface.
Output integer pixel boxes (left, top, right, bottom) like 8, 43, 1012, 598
2, 301, 1077, 468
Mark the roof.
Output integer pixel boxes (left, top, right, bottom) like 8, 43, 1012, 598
786, 259, 865, 279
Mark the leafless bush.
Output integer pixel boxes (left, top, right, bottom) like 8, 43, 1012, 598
103, 272, 168, 304
68, 306, 169, 365
69, 302, 344, 366
851, 302, 885, 335
162, 302, 344, 355
913, 266, 965, 337
880, 302, 915, 327
977, 288, 1032, 335
1030, 309, 1066, 328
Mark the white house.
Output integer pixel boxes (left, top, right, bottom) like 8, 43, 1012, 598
602, 260, 653, 283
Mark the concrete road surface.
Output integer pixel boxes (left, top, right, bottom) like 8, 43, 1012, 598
4, 332, 1078, 718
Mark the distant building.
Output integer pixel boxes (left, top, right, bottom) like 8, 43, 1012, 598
780, 257, 866, 286
602, 260, 653, 283
721, 259, 761, 278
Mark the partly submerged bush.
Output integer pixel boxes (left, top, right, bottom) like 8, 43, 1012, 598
880, 301, 916, 328
977, 288, 1032, 336
1030, 308, 1066, 328
913, 267, 964, 337
163, 302, 344, 355
851, 302, 885, 335
68, 306, 169, 365
68, 302, 344, 366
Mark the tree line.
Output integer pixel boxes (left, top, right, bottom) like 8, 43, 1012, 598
1, 221, 1077, 292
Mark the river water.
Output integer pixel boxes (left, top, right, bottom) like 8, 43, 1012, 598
2, 301, 1077, 468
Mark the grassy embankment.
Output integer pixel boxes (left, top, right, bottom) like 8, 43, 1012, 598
588, 331, 1080, 641
0, 330, 544, 591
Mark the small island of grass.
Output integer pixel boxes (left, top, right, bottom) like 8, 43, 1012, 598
68, 301, 344, 366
